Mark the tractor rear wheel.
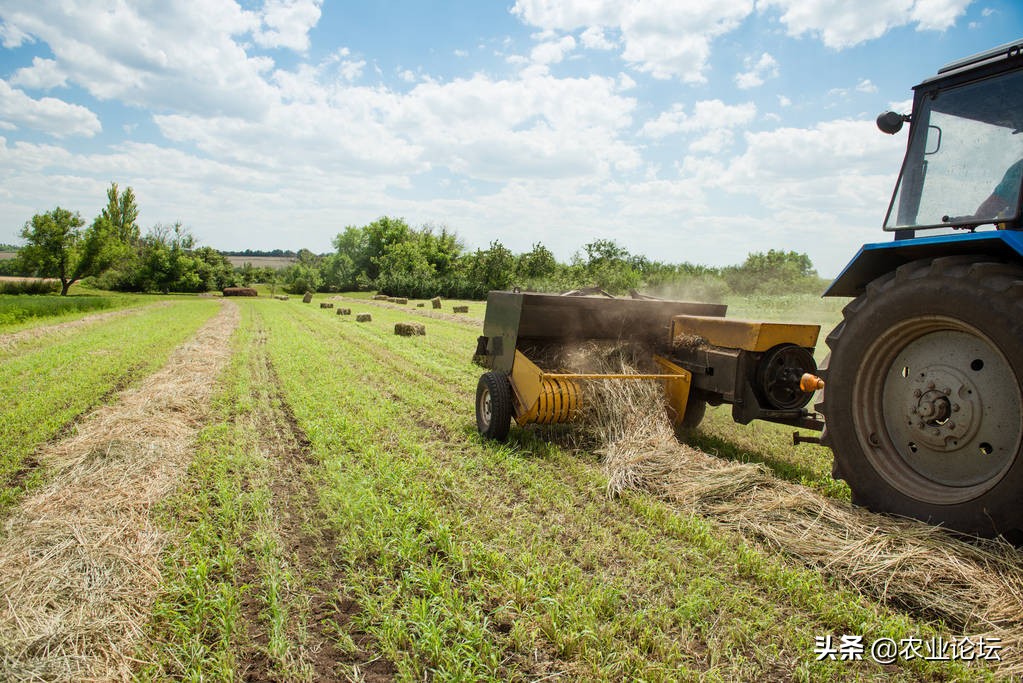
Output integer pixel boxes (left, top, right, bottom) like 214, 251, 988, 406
820, 257, 1023, 538
476, 371, 513, 441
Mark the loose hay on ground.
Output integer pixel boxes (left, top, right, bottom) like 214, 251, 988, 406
557, 342, 1023, 678
0, 301, 239, 681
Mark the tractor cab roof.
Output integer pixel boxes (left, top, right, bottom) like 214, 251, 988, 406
915, 38, 1023, 132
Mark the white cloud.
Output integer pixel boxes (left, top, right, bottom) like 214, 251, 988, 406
454, 49, 469, 58
856, 78, 878, 93
253, 0, 322, 51
0, 2, 276, 117
580, 26, 615, 50
338, 59, 366, 81
0, 81, 100, 137
735, 52, 778, 89
829, 78, 881, 98
513, 0, 754, 82
778, 95, 792, 107
530, 35, 576, 64
689, 128, 734, 154
640, 100, 756, 138
0, 20, 30, 48
10, 57, 67, 90
758, 0, 972, 49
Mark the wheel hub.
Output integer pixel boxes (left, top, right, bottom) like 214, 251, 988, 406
902, 364, 980, 451
479, 389, 492, 427
873, 327, 1022, 497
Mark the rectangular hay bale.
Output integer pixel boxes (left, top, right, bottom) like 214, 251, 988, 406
431, 296, 442, 309
337, 308, 351, 315
356, 313, 372, 322
394, 322, 426, 336
320, 302, 334, 308
452, 305, 469, 313
302, 292, 313, 303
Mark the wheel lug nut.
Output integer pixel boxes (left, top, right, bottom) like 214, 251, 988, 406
917, 422, 925, 429
913, 389, 922, 398
952, 404, 960, 412
927, 382, 935, 390
943, 387, 951, 395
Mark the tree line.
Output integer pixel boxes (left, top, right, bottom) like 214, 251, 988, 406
277, 216, 824, 300
5, 190, 825, 300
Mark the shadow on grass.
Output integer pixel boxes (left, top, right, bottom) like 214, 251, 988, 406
677, 428, 851, 501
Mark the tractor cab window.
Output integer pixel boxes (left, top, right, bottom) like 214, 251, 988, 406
885, 70, 1023, 230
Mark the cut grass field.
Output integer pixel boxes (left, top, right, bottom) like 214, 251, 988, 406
1, 291, 1018, 680
0, 298, 221, 514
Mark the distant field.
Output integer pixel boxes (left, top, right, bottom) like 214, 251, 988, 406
0, 252, 17, 261
224, 255, 296, 269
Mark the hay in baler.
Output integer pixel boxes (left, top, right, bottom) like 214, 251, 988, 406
394, 322, 426, 336
222, 287, 258, 297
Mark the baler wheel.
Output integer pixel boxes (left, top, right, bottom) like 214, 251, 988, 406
476, 371, 513, 441
673, 398, 707, 440
820, 257, 1023, 538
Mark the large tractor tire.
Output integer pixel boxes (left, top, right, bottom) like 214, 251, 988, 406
820, 256, 1023, 538
476, 371, 513, 441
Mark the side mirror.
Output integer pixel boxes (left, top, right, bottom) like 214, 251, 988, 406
877, 111, 909, 135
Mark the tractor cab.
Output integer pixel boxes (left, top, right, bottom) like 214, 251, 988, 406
880, 39, 1023, 235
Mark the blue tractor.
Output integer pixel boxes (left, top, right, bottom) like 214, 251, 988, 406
473, 39, 1023, 539
819, 39, 1023, 539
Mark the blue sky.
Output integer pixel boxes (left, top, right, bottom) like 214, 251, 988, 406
0, 1, 1021, 276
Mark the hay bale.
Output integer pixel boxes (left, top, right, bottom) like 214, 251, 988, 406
394, 322, 426, 336
320, 302, 334, 309
302, 292, 313, 303
223, 287, 258, 297
452, 305, 469, 313
275, 295, 290, 301
394, 297, 408, 305
417, 303, 425, 308
356, 313, 372, 322
337, 308, 351, 315
431, 296, 442, 309
386, 297, 397, 303
373, 294, 388, 301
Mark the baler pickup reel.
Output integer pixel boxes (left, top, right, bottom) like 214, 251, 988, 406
472, 291, 825, 442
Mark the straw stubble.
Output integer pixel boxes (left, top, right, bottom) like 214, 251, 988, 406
561, 341, 1023, 677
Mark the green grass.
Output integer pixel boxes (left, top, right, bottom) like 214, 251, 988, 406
4, 291, 997, 679
0, 299, 221, 514
0, 294, 126, 328
0, 279, 59, 295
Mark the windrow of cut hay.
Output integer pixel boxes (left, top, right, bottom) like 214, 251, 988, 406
550, 341, 1023, 678
0, 301, 239, 681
